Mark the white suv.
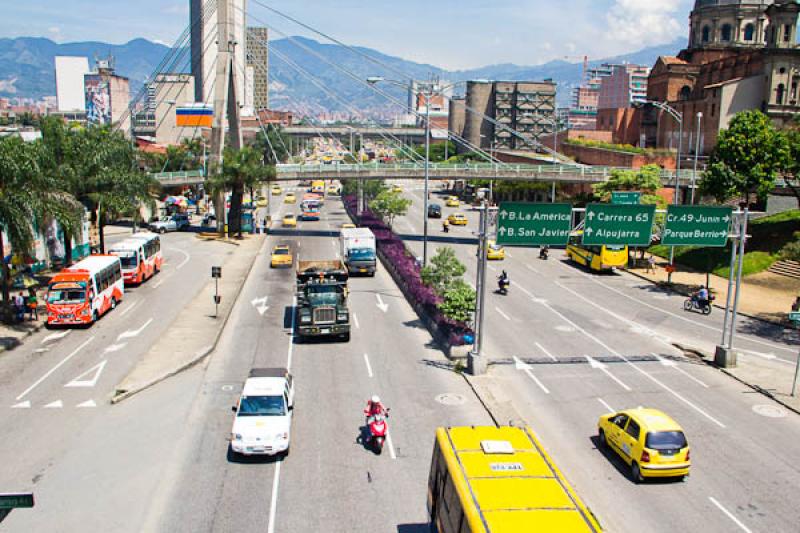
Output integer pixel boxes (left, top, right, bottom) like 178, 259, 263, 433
230, 368, 294, 457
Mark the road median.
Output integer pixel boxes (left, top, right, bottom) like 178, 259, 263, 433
111, 235, 264, 403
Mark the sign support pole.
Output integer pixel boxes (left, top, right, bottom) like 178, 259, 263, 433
726, 207, 748, 352
469, 203, 489, 376
716, 209, 746, 367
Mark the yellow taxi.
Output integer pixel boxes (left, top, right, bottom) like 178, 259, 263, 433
271, 185, 282, 196
392, 184, 403, 193
327, 185, 340, 195
598, 407, 690, 483
282, 214, 297, 228
270, 244, 293, 268
256, 197, 268, 208
487, 240, 505, 260
341, 223, 356, 229
284, 192, 296, 204
446, 196, 460, 208
447, 213, 468, 226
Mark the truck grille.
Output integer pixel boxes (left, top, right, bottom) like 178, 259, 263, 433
313, 306, 336, 325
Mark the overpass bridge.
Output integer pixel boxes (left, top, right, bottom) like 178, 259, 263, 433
151, 163, 689, 188
281, 126, 426, 143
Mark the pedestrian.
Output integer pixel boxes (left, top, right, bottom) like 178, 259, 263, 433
14, 292, 25, 322
792, 296, 800, 313
27, 289, 38, 321
646, 255, 657, 274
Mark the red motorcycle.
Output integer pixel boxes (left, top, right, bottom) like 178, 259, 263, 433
365, 410, 389, 454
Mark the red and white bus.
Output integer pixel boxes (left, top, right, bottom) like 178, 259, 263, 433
109, 233, 163, 285
46, 255, 124, 326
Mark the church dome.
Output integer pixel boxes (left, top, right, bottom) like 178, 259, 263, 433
690, 0, 777, 49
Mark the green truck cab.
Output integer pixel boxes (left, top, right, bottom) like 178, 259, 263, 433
295, 259, 351, 342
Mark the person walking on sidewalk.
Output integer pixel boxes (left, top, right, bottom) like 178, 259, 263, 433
26, 289, 38, 321
646, 255, 657, 274
14, 292, 25, 322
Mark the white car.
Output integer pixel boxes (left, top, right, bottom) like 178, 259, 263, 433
230, 368, 295, 456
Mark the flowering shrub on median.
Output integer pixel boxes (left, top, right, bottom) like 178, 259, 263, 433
343, 195, 473, 346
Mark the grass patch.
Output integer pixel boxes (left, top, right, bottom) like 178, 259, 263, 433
649, 209, 800, 277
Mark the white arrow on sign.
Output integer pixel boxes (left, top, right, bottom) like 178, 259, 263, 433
65, 360, 107, 388
499, 211, 509, 220
585, 227, 594, 235
251, 296, 270, 316
376, 294, 389, 313
498, 227, 507, 235
117, 318, 153, 341
587, 211, 596, 220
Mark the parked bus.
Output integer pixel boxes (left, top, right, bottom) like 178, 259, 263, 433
428, 426, 602, 533
109, 233, 163, 285
566, 233, 628, 272
300, 194, 322, 221
46, 255, 124, 326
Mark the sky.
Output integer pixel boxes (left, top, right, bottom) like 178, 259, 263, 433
0, 0, 696, 69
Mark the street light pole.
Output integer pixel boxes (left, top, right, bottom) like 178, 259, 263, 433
423, 90, 431, 267
468, 202, 489, 376
692, 112, 703, 205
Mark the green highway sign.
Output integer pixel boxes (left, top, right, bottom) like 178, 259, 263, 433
0, 493, 34, 510
496, 203, 573, 246
661, 206, 732, 247
611, 191, 641, 205
583, 204, 656, 246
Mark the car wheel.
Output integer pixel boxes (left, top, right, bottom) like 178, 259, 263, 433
159, 228, 166, 234
598, 429, 607, 450
92, 311, 99, 324
631, 462, 644, 484
111, 298, 117, 310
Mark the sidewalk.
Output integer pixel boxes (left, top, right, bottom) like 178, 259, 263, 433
628, 254, 798, 324
112, 233, 264, 403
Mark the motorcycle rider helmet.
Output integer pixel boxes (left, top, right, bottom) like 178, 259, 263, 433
371, 395, 380, 404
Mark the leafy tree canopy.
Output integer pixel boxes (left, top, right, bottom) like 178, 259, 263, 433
420, 247, 467, 296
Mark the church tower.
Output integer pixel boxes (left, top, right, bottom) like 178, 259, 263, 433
763, 0, 800, 116
688, 0, 774, 50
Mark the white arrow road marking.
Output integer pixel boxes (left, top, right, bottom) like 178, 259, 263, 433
174, 248, 191, 270
737, 348, 793, 364
652, 353, 709, 388
535, 342, 558, 362
76, 399, 97, 408
376, 294, 389, 313
251, 296, 270, 316
104, 343, 127, 354
44, 400, 63, 409
117, 318, 153, 341
65, 360, 107, 388
513, 357, 550, 394
11, 401, 31, 409
33, 348, 49, 354
585, 356, 631, 391
41, 330, 70, 344
597, 398, 615, 413
16, 336, 95, 401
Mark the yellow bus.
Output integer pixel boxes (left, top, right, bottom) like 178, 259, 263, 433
428, 426, 602, 533
311, 180, 325, 194
566, 234, 628, 272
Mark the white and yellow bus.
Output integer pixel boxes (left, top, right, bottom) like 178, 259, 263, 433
428, 426, 602, 533
566, 233, 628, 272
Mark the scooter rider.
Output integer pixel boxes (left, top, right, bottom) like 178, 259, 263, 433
364, 395, 388, 418
498, 270, 509, 290
693, 285, 710, 309
539, 245, 549, 259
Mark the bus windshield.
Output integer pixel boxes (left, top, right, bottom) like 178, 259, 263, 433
48, 282, 87, 304
113, 251, 138, 269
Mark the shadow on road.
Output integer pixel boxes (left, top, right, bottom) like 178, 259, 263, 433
226, 444, 284, 464
590, 435, 686, 485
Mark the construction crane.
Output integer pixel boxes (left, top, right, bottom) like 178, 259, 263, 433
563, 55, 590, 84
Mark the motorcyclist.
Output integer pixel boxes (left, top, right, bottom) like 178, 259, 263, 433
539, 245, 549, 259
364, 395, 388, 418
693, 285, 710, 309
498, 270, 509, 291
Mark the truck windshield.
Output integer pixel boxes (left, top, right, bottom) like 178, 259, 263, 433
307, 284, 340, 305
348, 248, 375, 261
47, 282, 87, 304
237, 395, 286, 417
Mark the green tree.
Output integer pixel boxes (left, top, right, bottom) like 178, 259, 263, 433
439, 279, 476, 323
699, 110, 791, 204
341, 179, 386, 202
368, 190, 412, 229
593, 164, 662, 200
420, 247, 467, 296
207, 146, 273, 238
252, 126, 292, 164
413, 141, 456, 163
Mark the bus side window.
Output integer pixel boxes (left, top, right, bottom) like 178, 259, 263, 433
443, 473, 462, 532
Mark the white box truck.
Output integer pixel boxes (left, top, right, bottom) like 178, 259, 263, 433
340, 227, 377, 276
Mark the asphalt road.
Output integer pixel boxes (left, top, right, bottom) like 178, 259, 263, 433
393, 182, 800, 532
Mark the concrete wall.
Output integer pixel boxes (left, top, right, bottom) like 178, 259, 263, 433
562, 143, 677, 170
110, 76, 130, 135
154, 74, 196, 145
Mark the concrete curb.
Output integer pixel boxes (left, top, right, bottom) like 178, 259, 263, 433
0, 322, 45, 355
110, 237, 264, 404
624, 268, 786, 328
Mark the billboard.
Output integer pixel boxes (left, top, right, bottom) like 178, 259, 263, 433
55, 56, 90, 112
85, 75, 112, 125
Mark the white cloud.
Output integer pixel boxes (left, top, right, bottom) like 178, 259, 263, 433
606, 0, 684, 47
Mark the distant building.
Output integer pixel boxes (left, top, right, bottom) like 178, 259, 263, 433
55, 56, 91, 112
454, 80, 557, 152
597, 64, 650, 109
568, 64, 615, 129
247, 27, 269, 113
132, 74, 196, 145
84, 58, 130, 133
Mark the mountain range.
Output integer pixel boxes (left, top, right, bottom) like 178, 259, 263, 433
0, 35, 686, 114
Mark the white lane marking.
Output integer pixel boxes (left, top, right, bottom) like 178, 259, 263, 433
43, 400, 63, 409
505, 250, 513, 258
11, 401, 31, 409
287, 296, 297, 370
251, 296, 270, 316
514, 356, 550, 394
363, 353, 374, 378
585, 356, 632, 391
42, 330, 71, 344
152, 278, 166, 289
104, 343, 127, 354
495, 307, 511, 321
375, 294, 389, 313
535, 342, 558, 362
119, 300, 140, 317
385, 431, 397, 460
737, 348, 793, 365
597, 398, 615, 413
331, 241, 336, 247
526, 284, 726, 428
525, 264, 540, 274
33, 348, 49, 354
516, 284, 535, 298
266, 461, 282, 533
652, 353, 709, 388
353, 313, 360, 329
76, 399, 97, 408
64, 360, 107, 388
16, 336, 96, 401
708, 497, 753, 533
174, 248, 191, 271
117, 317, 154, 341
488, 265, 497, 273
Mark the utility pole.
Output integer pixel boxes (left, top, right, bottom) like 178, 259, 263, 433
716, 209, 748, 368
423, 89, 432, 267
692, 112, 702, 204
468, 202, 489, 376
